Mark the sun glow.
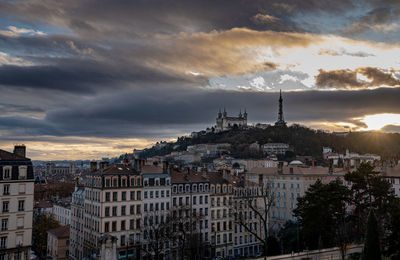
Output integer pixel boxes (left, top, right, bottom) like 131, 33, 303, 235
358, 113, 400, 131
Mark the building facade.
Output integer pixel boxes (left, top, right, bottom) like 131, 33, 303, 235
47, 225, 70, 260
0, 146, 34, 260
216, 109, 247, 132
69, 186, 85, 260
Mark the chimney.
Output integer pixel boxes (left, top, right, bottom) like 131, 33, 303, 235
312, 159, 316, 167
223, 169, 231, 182
329, 159, 333, 175
162, 161, 169, 173
100, 161, 109, 170
278, 161, 283, 174
90, 161, 98, 172
184, 167, 190, 181
13, 145, 26, 158
74, 177, 79, 192
201, 168, 207, 179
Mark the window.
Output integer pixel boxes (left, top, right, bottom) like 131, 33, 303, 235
130, 205, 134, 215
136, 205, 141, 214
121, 206, 126, 216
144, 191, 148, 199
113, 192, 118, 201
130, 219, 134, 230
1, 219, 7, 231
19, 166, 27, 179
105, 207, 110, 216
130, 191, 135, 200
113, 178, 118, 187
122, 192, 126, 201
105, 222, 110, 232
3, 185, 9, 195
122, 178, 127, 187
18, 200, 24, 211
0, 237, 6, 249
121, 220, 126, 231
105, 178, 111, 187
3, 168, 10, 180
136, 219, 140, 229
137, 191, 141, 200
112, 221, 117, 232
105, 192, 110, 201
2, 202, 8, 213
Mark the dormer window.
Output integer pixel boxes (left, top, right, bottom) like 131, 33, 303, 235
121, 177, 127, 187
3, 167, 11, 180
112, 178, 118, 187
105, 178, 111, 187
18, 166, 27, 180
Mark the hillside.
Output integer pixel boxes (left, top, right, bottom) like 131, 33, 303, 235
139, 125, 400, 160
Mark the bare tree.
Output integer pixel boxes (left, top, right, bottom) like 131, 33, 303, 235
232, 181, 277, 257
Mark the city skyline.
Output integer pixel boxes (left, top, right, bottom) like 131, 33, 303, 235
1, 0, 400, 159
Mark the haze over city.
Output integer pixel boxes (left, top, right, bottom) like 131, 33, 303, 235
1, 0, 400, 159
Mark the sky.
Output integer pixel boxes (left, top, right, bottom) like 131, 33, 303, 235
1, 0, 400, 160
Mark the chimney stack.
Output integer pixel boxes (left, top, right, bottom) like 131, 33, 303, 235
329, 159, 333, 174
13, 145, 26, 158
90, 161, 98, 172
278, 161, 283, 174
99, 161, 109, 170
312, 159, 316, 167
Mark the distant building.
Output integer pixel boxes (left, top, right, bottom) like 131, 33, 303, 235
47, 225, 70, 260
216, 109, 247, 132
69, 185, 85, 260
52, 201, 71, 226
263, 143, 290, 155
45, 163, 72, 176
0, 145, 34, 260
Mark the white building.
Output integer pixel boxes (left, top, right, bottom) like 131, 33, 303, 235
216, 109, 247, 132
0, 145, 34, 260
52, 201, 71, 226
262, 143, 290, 155
69, 186, 85, 260
141, 164, 171, 259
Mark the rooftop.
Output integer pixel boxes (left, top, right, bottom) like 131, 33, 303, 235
0, 149, 30, 161
47, 225, 70, 239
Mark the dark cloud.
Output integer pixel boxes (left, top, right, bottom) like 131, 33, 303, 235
0, 87, 398, 138
315, 67, 400, 89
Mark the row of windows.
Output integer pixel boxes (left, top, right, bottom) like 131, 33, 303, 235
105, 190, 142, 202
105, 204, 141, 216
172, 195, 208, 206
173, 183, 209, 193
143, 202, 169, 212
104, 219, 141, 232
104, 176, 142, 188
143, 177, 170, 187
143, 190, 170, 199
1, 200, 25, 213
1, 166, 27, 180
172, 207, 208, 218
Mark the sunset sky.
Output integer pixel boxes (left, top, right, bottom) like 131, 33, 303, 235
1, 0, 400, 160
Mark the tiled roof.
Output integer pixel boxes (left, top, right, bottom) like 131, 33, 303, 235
0, 149, 30, 161
141, 165, 163, 174
171, 169, 208, 183
47, 225, 70, 239
96, 163, 138, 175
35, 201, 53, 208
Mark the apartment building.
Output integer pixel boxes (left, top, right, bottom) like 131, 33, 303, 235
82, 163, 142, 260
141, 164, 171, 259
0, 146, 34, 260
52, 201, 71, 226
69, 186, 85, 260
170, 168, 211, 259
207, 170, 234, 258
47, 225, 70, 260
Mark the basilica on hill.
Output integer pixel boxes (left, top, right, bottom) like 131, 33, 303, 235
215, 90, 286, 131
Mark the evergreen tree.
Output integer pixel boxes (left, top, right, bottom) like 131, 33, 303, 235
362, 210, 382, 260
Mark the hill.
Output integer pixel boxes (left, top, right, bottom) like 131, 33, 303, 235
139, 124, 400, 160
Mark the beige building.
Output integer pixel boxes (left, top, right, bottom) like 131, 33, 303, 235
47, 225, 70, 260
82, 162, 142, 259
0, 146, 34, 260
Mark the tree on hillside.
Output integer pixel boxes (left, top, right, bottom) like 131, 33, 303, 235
294, 179, 352, 259
32, 214, 60, 258
362, 210, 382, 260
